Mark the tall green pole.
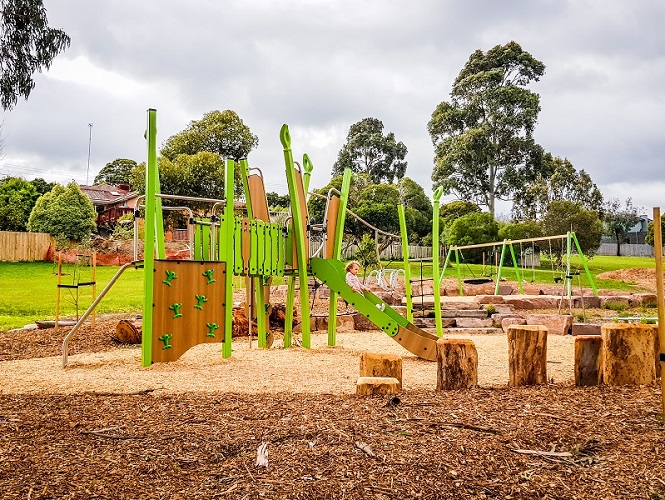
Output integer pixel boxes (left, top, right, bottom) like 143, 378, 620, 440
432, 187, 444, 335
141, 109, 157, 367
571, 232, 598, 297
398, 204, 413, 323
328, 168, 353, 346
509, 243, 524, 294
566, 231, 572, 298
281, 125, 310, 348
494, 241, 507, 296
221, 159, 235, 358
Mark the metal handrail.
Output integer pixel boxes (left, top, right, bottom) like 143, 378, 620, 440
62, 260, 143, 368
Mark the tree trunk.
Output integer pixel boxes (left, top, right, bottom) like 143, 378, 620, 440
435, 338, 478, 390
115, 319, 142, 344
507, 325, 547, 387
574, 335, 602, 386
601, 323, 656, 386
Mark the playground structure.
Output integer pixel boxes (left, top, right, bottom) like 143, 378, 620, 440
62, 109, 440, 367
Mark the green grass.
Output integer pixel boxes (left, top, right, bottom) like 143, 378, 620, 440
0, 262, 145, 331
0, 254, 657, 332
383, 254, 657, 292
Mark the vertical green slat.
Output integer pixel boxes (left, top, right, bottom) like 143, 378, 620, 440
233, 217, 244, 275
256, 220, 265, 276
281, 124, 310, 348
249, 221, 258, 275
141, 109, 157, 367
328, 168, 353, 347
222, 159, 235, 359
398, 204, 413, 323
431, 187, 444, 335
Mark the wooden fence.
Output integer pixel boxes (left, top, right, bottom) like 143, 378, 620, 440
0, 231, 54, 262
596, 242, 664, 257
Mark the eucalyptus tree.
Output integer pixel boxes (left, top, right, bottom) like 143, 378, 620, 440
332, 118, 407, 184
428, 41, 545, 215
0, 0, 70, 110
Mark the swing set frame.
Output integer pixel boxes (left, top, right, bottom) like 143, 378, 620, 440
439, 232, 598, 298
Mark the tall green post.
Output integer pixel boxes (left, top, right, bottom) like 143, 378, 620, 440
221, 159, 235, 358
432, 187, 444, 335
142, 109, 158, 367
281, 125, 311, 348
398, 204, 413, 323
328, 168, 352, 347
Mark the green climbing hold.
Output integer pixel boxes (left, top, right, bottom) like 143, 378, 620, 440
202, 269, 216, 284
162, 270, 177, 286
194, 295, 208, 310
206, 322, 219, 338
159, 333, 173, 350
169, 303, 183, 318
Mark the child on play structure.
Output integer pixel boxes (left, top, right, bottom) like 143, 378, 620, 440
345, 260, 385, 311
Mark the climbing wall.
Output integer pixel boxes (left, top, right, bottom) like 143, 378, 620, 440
152, 260, 227, 363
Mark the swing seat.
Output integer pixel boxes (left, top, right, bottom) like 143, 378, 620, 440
463, 277, 492, 285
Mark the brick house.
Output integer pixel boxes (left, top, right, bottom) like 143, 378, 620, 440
79, 184, 140, 229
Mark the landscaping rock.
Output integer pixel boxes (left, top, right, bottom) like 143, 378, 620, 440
572, 323, 602, 336
455, 317, 495, 328
526, 313, 573, 335
501, 317, 527, 332
476, 295, 505, 305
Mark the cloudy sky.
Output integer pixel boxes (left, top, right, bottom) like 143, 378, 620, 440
1, 0, 664, 217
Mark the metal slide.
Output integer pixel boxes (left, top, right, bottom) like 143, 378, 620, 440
309, 258, 438, 361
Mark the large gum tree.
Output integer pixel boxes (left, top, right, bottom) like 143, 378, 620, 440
428, 41, 545, 215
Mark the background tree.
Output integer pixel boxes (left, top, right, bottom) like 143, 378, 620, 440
332, 118, 407, 184
130, 152, 239, 216
447, 211, 499, 262
266, 192, 290, 209
0, 177, 40, 231
27, 182, 96, 244
29, 177, 55, 195
355, 233, 379, 279
645, 214, 665, 247
603, 198, 642, 256
428, 41, 545, 215
541, 200, 603, 259
94, 158, 137, 186
0, 0, 70, 110
160, 110, 258, 161
498, 219, 543, 242
511, 154, 603, 220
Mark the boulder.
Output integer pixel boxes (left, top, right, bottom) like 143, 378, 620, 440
476, 295, 506, 305
526, 314, 573, 335
455, 317, 495, 328
572, 323, 602, 336
501, 317, 527, 332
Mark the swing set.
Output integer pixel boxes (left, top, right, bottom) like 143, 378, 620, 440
439, 232, 598, 298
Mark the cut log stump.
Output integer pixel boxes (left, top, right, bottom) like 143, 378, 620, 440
507, 325, 548, 387
114, 319, 142, 344
435, 338, 478, 390
601, 323, 656, 386
359, 353, 402, 388
356, 376, 401, 395
574, 335, 602, 386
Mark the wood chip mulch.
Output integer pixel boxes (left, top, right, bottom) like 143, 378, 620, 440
2, 317, 665, 498
0, 387, 663, 499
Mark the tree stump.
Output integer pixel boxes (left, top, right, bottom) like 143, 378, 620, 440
359, 353, 402, 388
114, 319, 142, 344
435, 338, 478, 390
507, 325, 547, 387
601, 323, 656, 386
356, 377, 401, 395
574, 335, 602, 386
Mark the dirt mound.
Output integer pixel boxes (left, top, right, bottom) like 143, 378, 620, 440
596, 267, 661, 291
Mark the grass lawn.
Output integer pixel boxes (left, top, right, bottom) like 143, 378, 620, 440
0, 254, 656, 332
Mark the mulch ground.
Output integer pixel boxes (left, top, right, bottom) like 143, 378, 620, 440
1, 319, 664, 499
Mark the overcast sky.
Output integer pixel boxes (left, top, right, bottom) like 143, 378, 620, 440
1, 0, 664, 217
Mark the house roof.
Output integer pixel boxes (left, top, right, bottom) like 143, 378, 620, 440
80, 184, 139, 206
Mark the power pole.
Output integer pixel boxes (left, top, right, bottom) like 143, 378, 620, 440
86, 123, 93, 185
